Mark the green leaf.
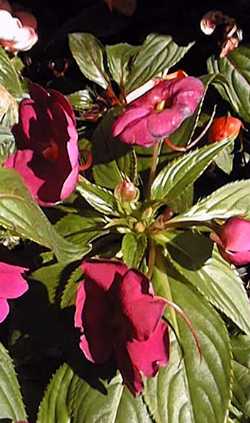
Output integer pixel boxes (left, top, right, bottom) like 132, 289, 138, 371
0, 48, 23, 98
93, 161, 123, 189
77, 176, 120, 215
0, 342, 27, 421
69, 33, 110, 89
0, 127, 15, 164
145, 260, 232, 423
207, 47, 250, 122
92, 108, 134, 189
168, 179, 250, 224
0, 168, 84, 263
151, 139, 231, 203
164, 231, 250, 335
68, 89, 94, 112
231, 334, 250, 418
61, 266, 83, 308
125, 34, 194, 93
167, 184, 194, 213
231, 334, 250, 368
30, 262, 65, 304
55, 211, 108, 249
122, 232, 147, 268
214, 142, 234, 175
232, 361, 250, 418
106, 43, 140, 88
38, 364, 153, 423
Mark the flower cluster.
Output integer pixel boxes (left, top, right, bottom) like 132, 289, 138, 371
74, 260, 169, 395
4, 83, 79, 206
0, 0, 38, 52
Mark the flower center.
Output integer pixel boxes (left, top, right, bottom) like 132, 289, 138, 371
154, 98, 172, 112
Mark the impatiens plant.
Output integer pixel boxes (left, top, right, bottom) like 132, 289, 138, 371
1, 24, 250, 423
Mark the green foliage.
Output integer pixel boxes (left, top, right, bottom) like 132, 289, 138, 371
0, 127, 15, 164
231, 335, 250, 419
207, 47, 250, 122
122, 232, 147, 268
163, 231, 250, 335
77, 176, 120, 215
1, 26, 250, 423
91, 108, 136, 189
0, 342, 27, 421
0, 48, 24, 99
69, 33, 110, 90
125, 34, 194, 93
151, 139, 232, 204
146, 260, 232, 423
168, 180, 250, 224
68, 89, 94, 112
0, 168, 84, 263
38, 364, 153, 423
106, 43, 140, 89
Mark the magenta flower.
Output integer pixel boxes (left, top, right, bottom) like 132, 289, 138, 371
4, 83, 79, 206
211, 217, 250, 266
74, 259, 169, 395
112, 77, 204, 147
0, 262, 28, 322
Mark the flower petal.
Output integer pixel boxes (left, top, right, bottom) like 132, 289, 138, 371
4, 149, 46, 203
220, 217, 250, 252
74, 282, 85, 330
115, 113, 156, 147
126, 321, 169, 377
118, 270, 166, 340
115, 345, 144, 396
0, 298, 9, 323
81, 260, 128, 290
0, 262, 28, 299
112, 106, 150, 137
219, 247, 250, 266
75, 279, 113, 363
49, 89, 76, 124
147, 106, 186, 138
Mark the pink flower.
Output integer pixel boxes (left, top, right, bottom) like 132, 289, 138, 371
112, 76, 204, 147
211, 217, 250, 265
0, 262, 28, 322
0, 1, 37, 52
74, 259, 169, 395
4, 83, 79, 206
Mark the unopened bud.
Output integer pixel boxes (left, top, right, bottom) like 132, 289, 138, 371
114, 179, 139, 203
134, 222, 146, 233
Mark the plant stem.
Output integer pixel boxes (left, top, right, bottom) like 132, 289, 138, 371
147, 239, 156, 279
146, 140, 163, 199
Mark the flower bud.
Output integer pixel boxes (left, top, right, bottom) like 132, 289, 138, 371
208, 116, 242, 143
114, 179, 139, 203
210, 217, 250, 265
